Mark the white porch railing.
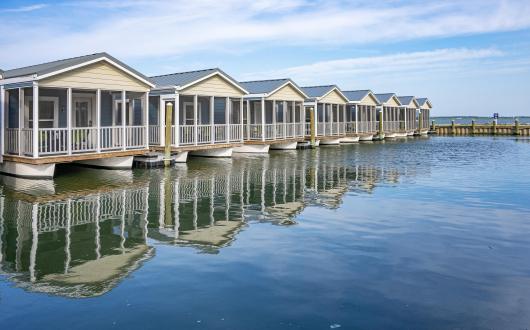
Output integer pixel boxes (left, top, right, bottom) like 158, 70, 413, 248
285, 123, 295, 138
229, 124, 242, 142
248, 124, 262, 140
265, 124, 274, 140
101, 127, 123, 150
345, 122, 355, 133
338, 122, 345, 135
179, 125, 194, 145
70, 128, 96, 153
126, 126, 145, 149
22, 129, 33, 156
317, 123, 324, 136
304, 123, 311, 136
295, 123, 304, 137
213, 125, 226, 143
325, 123, 332, 136
275, 124, 284, 139
197, 125, 212, 144
149, 125, 159, 145
5, 128, 19, 154
331, 123, 338, 135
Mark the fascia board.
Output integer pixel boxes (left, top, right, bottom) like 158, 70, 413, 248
37, 57, 156, 87
0, 75, 36, 87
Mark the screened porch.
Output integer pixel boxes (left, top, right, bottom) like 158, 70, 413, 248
4, 86, 148, 158
304, 103, 346, 137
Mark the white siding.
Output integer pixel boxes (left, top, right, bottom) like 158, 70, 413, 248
266, 84, 305, 101
359, 93, 378, 105
180, 75, 244, 97
319, 90, 348, 104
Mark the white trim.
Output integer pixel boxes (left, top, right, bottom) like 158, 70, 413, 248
183, 101, 201, 125
36, 57, 155, 88
24, 95, 59, 128
267, 81, 308, 99
0, 76, 36, 87
176, 71, 248, 94
72, 93, 96, 127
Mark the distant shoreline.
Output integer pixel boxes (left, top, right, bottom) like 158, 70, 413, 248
432, 116, 530, 119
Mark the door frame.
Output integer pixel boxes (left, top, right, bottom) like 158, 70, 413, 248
72, 96, 94, 128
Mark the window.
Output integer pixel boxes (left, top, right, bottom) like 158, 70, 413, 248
25, 96, 59, 129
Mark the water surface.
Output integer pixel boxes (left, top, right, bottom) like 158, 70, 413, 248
1, 136, 530, 329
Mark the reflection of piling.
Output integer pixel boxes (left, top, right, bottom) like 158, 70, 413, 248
310, 166, 315, 189
164, 102, 173, 167
165, 176, 172, 226
310, 108, 316, 149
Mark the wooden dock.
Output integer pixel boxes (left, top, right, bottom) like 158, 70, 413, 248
432, 120, 530, 136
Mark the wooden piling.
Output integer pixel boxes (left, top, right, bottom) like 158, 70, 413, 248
418, 111, 422, 133
310, 108, 316, 149
493, 119, 497, 135
452, 120, 455, 135
164, 102, 173, 167
516, 119, 520, 135
472, 119, 475, 134
432, 120, 435, 131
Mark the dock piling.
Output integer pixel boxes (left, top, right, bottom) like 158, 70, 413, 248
452, 120, 455, 135
164, 102, 173, 167
493, 119, 497, 135
432, 120, 435, 131
516, 119, 520, 135
472, 119, 475, 134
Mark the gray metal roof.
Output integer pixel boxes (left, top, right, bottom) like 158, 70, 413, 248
300, 85, 336, 98
239, 79, 290, 94
342, 90, 372, 102
373, 93, 396, 104
151, 68, 247, 92
416, 98, 431, 107
397, 96, 416, 106
2, 52, 155, 85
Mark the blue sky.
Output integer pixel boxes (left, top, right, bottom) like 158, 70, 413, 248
1, 0, 530, 116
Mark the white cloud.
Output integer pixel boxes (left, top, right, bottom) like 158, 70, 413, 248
0, 0, 529, 68
3, 4, 47, 12
242, 48, 508, 83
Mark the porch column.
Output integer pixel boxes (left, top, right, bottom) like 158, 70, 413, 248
121, 91, 126, 151
210, 96, 214, 144
193, 95, 198, 146
404, 108, 407, 130
225, 97, 229, 142
18, 88, 23, 156
314, 102, 318, 136
159, 97, 165, 147
261, 98, 265, 141
144, 92, 149, 148
283, 101, 287, 138
175, 94, 179, 147
239, 98, 243, 141
355, 105, 358, 134
272, 100, 276, 139
32, 85, 39, 158
342, 104, 346, 134
292, 101, 295, 137
246, 100, 250, 140
96, 89, 101, 153
67, 88, 72, 155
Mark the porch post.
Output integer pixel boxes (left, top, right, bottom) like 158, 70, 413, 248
246, 100, 250, 140
225, 97, 229, 142
159, 97, 165, 147
144, 92, 149, 148
210, 96, 214, 144
175, 94, 179, 147
193, 95, 198, 146
96, 89, 101, 153
0, 85, 4, 157
355, 105, 358, 134
342, 104, 346, 134
239, 98, 243, 141
121, 91, 126, 151
283, 101, 287, 138
272, 100, 276, 139
18, 88, 23, 156
261, 98, 265, 141
314, 102, 318, 136
404, 107, 407, 130
32, 85, 39, 158
67, 88, 72, 155
292, 101, 295, 137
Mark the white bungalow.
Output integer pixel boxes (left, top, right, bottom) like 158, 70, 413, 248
374, 93, 403, 138
416, 98, 433, 134
342, 90, 380, 141
0, 53, 155, 178
301, 85, 349, 145
148, 69, 248, 158
236, 79, 308, 153
397, 96, 420, 136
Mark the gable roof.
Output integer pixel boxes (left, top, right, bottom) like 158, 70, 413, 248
342, 90, 380, 104
374, 93, 402, 106
416, 98, 432, 108
240, 78, 307, 98
2, 52, 155, 87
300, 85, 348, 101
397, 96, 418, 107
150, 68, 248, 93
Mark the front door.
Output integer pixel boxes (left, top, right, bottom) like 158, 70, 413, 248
74, 98, 93, 127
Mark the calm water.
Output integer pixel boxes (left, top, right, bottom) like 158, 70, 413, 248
432, 118, 530, 125
1, 136, 530, 330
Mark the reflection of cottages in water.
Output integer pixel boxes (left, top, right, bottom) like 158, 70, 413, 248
0, 187, 154, 298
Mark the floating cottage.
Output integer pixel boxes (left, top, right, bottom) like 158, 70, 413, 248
0, 53, 155, 178
148, 68, 248, 159
342, 90, 380, 141
374, 93, 403, 138
397, 96, 420, 136
416, 98, 432, 135
237, 79, 308, 152
301, 85, 349, 145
